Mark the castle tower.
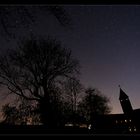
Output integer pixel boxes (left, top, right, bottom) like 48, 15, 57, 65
119, 87, 133, 114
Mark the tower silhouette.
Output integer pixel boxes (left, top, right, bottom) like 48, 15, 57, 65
119, 87, 133, 114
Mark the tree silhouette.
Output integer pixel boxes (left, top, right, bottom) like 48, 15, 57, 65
78, 87, 111, 124
0, 36, 80, 127
2, 98, 40, 125
2, 103, 18, 125
62, 78, 83, 126
0, 6, 71, 38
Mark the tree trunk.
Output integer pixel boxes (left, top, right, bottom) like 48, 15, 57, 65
39, 98, 60, 128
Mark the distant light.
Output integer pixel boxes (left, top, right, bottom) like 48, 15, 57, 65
88, 124, 91, 130
79, 124, 88, 128
125, 120, 127, 123
65, 123, 73, 127
129, 119, 131, 122
129, 128, 132, 132
116, 120, 118, 123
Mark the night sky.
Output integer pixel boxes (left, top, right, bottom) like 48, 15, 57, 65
1, 5, 140, 115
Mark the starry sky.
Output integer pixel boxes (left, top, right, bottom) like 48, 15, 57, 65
1, 5, 140, 115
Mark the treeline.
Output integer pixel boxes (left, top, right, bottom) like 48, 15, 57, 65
0, 36, 111, 128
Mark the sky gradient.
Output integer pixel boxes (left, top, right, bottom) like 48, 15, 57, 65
1, 5, 140, 115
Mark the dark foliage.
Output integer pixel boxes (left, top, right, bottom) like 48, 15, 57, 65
78, 87, 111, 123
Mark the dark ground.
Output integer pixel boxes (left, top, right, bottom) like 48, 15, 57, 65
0, 125, 91, 135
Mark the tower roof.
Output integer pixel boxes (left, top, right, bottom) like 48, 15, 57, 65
119, 88, 128, 100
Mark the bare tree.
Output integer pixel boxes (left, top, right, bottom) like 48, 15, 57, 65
63, 78, 83, 112
62, 78, 83, 125
0, 36, 80, 127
